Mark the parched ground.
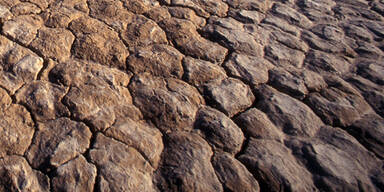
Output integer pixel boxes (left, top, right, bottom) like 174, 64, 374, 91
0, 0, 383, 191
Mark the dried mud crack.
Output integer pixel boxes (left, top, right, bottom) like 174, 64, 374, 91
0, 0, 384, 191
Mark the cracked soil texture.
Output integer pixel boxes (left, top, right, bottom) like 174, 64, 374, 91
0, 0, 384, 191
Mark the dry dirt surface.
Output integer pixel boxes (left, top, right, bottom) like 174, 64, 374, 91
0, 0, 384, 191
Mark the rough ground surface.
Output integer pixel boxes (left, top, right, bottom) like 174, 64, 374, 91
0, 0, 384, 191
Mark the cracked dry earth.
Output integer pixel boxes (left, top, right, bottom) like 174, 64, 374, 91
0, 0, 384, 191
